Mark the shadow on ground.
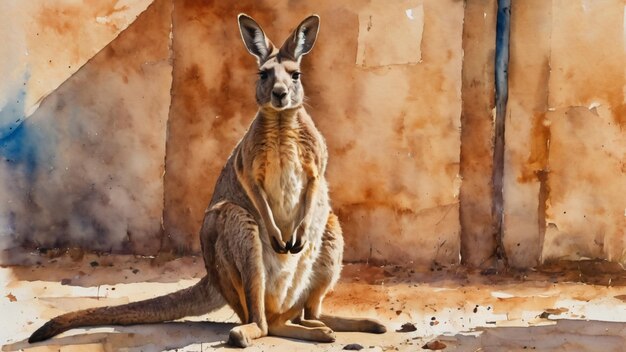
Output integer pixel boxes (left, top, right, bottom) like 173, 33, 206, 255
3, 321, 235, 352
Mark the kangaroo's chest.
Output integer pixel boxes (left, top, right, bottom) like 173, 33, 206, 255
262, 137, 306, 228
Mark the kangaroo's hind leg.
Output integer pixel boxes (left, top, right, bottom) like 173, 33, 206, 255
303, 212, 387, 334
207, 202, 269, 347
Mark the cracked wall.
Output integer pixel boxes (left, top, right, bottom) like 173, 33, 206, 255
164, 0, 465, 265
505, 0, 626, 267
1, 0, 623, 269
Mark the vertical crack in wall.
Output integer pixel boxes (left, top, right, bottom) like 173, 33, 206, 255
493, 0, 511, 267
159, 0, 176, 254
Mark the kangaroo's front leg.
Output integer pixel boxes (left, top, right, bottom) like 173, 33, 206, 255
236, 153, 285, 253
290, 161, 319, 253
216, 202, 269, 348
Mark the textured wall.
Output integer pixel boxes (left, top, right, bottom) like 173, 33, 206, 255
0, 0, 171, 255
504, 0, 626, 267
502, 0, 552, 268
164, 0, 465, 265
459, 0, 498, 268
3, 0, 623, 269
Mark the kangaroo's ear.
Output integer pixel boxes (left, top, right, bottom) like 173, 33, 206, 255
238, 14, 275, 64
279, 15, 320, 61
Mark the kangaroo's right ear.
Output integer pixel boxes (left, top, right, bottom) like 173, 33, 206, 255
238, 14, 275, 64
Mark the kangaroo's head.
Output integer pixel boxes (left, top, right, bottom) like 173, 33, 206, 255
238, 14, 320, 112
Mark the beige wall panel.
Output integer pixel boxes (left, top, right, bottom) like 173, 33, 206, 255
543, 0, 626, 264
164, 0, 464, 265
505, 0, 626, 267
503, 0, 553, 268
543, 106, 626, 262
0, 0, 153, 136
459, 0, 498, 267
0, 0, 172, 257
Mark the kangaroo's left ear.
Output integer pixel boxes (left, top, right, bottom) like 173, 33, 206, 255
279, 15, 320, 61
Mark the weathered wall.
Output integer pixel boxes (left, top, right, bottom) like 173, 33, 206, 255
2, 0, 623, 269
503, 0, 552, 268
0, 0, 153, 139
504, 0, 626, 267
164, 0, 465, 265
459, 0, 498, 268
0, 0, 171, 255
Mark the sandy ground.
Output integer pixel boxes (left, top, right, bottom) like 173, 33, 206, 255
1, 252, 626, 351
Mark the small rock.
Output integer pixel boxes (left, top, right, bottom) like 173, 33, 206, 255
90, 261, 99, 267
6, 293, 17, 302
61, 278, 72, 285
343, 343, 364, 351
396, 322, 417, 332
422, 340, 447, 350
132, 268, 140, 274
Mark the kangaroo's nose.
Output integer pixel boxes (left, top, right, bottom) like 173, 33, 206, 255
272, 87, 287, 100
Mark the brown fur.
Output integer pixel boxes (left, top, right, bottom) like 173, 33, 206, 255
29, 14, 386, 347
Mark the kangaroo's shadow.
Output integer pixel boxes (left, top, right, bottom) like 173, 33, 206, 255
3, 321, 236, 352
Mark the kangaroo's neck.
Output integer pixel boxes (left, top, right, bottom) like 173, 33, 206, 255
257, 107, 304, 127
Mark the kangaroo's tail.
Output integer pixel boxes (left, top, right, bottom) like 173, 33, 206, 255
29, 275, 222, 343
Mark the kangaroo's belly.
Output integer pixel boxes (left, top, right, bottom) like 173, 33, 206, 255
262, 191, 330, 316
263, 240, 317, 315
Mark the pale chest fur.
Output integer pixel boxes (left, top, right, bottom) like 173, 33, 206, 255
260, 121, 307, 232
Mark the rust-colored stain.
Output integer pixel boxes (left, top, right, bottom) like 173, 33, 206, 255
5, 293, 17, 302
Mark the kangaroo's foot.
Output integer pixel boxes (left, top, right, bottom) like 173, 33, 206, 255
295, 318, 328, 328
228, 322, 266, 348
269, 321, 336, 343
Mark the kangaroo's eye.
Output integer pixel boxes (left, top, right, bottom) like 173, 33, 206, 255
291, 72, 301, 80
258, 71, 268, 80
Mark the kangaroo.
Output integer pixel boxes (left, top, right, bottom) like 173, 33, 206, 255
28, 14, 386, 347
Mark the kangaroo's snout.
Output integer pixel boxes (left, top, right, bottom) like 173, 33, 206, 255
272, 87, 287, 100
271, 85, 289, 108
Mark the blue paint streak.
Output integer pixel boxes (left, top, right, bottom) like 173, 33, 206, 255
0, 72, 58, 183
0, 122, 39, 177
495, 0, 511, 107
0, 71, 30, 141
493, 0, 511, 264
0, 70, 40, 177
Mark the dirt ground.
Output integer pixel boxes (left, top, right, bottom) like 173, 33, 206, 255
1, 252, 626, 351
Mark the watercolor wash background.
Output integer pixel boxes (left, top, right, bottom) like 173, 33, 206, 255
0, 0, 623, 268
